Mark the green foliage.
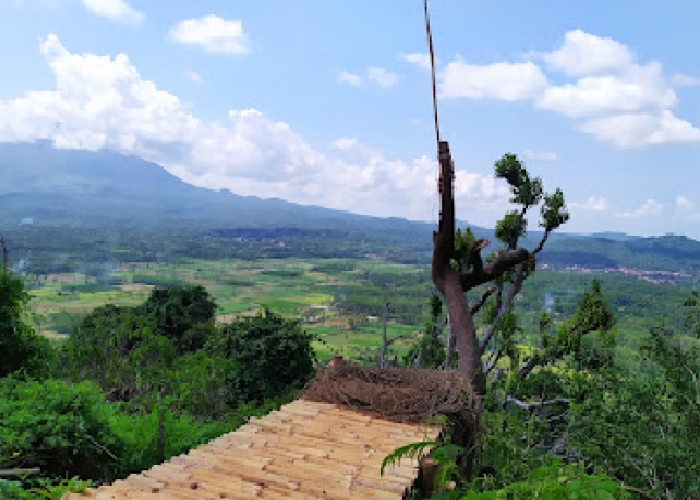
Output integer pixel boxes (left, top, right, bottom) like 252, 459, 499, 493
0, 378, 124, 481
682, 290, 700, 337
0, 476, 96, 500
568, 278, 616, 335
456, 461, 630, 499
380, 441, 441, 476
540, 189, 569, 232
0, 271, 54, 378
139, 285, 217, 353
495, 211, 527, 247
405, 294, 446, 368
494, 154, 543, 208
205, 309, 315, 403
455, 227, 477, 271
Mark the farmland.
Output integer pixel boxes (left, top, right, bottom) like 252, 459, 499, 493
25, 257, 426, 362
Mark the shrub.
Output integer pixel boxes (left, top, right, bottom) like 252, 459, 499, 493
206, 309, 315, 403
0, 378, 124, 481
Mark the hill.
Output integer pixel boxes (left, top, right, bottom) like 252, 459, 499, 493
1, 141, 700, 273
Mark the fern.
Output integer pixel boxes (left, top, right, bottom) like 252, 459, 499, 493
380, 440, 440, 476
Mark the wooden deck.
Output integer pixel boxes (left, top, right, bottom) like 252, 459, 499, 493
63, 400, 441, 499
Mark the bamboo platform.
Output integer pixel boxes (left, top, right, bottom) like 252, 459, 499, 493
63, 400, 441, 499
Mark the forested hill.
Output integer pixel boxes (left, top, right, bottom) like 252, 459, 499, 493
537, 235, 700, 272
2, 141, 700, 273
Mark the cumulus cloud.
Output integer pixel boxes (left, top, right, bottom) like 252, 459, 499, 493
537, 63, 677, 118
541, 30, 633, 77
399, 52, 431, 70
338, 71, 362, 86
82, 0, 143, 25
616, 199, 664, 218
440, 60, 547, 101
439, 30, 700, 148
170, 15, 250, 55
367, 67, 398, 88
570, 196, 609, 212
0, 34, 509, 221
578, 111, 700, 148
524, 150, 558, 161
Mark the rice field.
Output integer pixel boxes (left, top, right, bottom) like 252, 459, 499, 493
26, 257, 429, 362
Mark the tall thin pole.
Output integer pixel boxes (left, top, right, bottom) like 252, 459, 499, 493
424, 0, 441, 152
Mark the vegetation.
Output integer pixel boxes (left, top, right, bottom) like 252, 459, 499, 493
0, 269, 308, 498
2, 147, 700, 498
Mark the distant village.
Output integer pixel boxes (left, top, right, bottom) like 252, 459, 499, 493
540, 263, 699, 286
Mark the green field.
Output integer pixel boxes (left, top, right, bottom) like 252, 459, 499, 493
25, 256, 699, 365
25, 257, 429, 362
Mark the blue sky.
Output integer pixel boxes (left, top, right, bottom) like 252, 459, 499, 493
1, 1, 700, 238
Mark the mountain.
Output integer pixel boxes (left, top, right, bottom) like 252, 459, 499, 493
0, 140, 370, 228
1, 141, 700, 273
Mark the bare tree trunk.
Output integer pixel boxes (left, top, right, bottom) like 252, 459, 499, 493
380, 300, 389, 368
1, 237, 8, 272
432, 141, 485, 396
432, 141, 485, 481
444, 316, 456, 369
443, 270, 485, 396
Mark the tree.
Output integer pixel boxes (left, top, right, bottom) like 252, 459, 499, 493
0, 268, 53, 379
205, 308, 315, 403
139, 285, 217, 354
432, 146, 570, 398
682, 290, 700, 338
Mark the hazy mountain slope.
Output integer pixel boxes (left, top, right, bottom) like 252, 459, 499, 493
1, 141, 699, 273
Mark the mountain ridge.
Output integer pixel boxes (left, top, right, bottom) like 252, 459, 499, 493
3, 141, 700, 273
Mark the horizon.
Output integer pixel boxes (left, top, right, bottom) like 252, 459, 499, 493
1, 1, 699, 238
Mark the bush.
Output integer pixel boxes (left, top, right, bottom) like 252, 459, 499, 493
458, 461, 630, 499
206, 309, 315, 403
0, 378, 124, 481
0, 476, 96, 500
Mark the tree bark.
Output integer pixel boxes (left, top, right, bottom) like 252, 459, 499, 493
380, 300, 389, 368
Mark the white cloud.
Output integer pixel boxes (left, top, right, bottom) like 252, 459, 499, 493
616, 199, 664, 218
399, 52, 431, 70
81, 0, 143, 26
169, 15, 250, 55
338, 68, 398, 89
330, 138, 359, 150
524, 150, 558, 161
570, 196, 609, 212
439, 60, 547, 101
440, 30, 700, 148
409, 117, 423, 126
0, 34, 509, 222
184, 70, 202, 84
676, 195, 695, 210
367, 67, 398, 88
537, 63, 677, 118
338, 71, 362, 86
578, 111, 700, 148
542, 30, 633, 77
671, 73, 700, 87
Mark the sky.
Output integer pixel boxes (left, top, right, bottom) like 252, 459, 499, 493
1, 0, 699, 238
